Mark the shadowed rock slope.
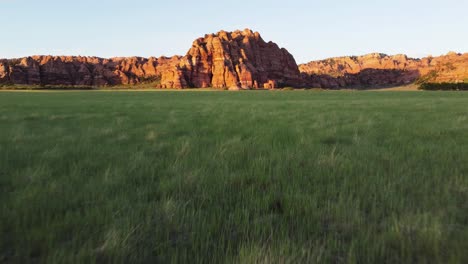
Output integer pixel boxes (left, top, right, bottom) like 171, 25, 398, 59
299, 52, 468, 88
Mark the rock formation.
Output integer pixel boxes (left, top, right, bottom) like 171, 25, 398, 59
179, 29, 302, 89
0, 29, 302, 89
0, 29, 467, 89
300, 52, 468, 88
0, 55, 183, 88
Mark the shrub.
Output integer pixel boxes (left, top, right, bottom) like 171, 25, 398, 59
415, 71, 438, 85
139, 75, 162, 84
419, 82, 468, 91
7, 59, 22, 67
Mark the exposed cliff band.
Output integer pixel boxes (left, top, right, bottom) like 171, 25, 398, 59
299, 52, 468, 88
0, 29, 302, 89
0, 29, 467, 89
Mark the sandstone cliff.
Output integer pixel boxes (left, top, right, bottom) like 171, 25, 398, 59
179, 29, 302, 89
0, 29, 302, 89
0, 55, 185, 88
1, 30, 467, 89
299, 52, 468, 88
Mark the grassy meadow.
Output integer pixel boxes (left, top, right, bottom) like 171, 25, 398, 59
1, 90, 467, 263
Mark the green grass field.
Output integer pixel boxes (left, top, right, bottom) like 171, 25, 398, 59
1, 91, 467, 263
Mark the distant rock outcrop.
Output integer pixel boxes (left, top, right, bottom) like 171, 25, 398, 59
0, 29, 467, 89
179, 29, 302, 89
299, 52, 468, 88
0, 29, 302, 89
0, 55, 182, 87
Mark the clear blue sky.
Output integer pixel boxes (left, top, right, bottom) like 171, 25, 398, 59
1, 0, 467, 63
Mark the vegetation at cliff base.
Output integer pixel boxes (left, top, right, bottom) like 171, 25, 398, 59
1, 91, 467, 263
419, 82, 468, 91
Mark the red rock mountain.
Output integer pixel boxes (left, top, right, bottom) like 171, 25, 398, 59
0, 55, 181, 87
299, 52, 468, 88
0, 29, 302, 89
179, 29, 302, 89
1, 29, 467, 89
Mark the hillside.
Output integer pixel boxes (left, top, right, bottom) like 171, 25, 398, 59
299, 52, 468, 88
0, 29, 302, 89
1, 30, 467, 89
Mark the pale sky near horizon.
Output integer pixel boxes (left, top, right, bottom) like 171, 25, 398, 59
1, 0, 467, 63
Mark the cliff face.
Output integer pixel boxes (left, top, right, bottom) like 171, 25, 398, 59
180, 29, 302, 89
0, 29, 302, 89
1, 30, 467, 89
299, 52, 468, 88
0, 55, 184, 88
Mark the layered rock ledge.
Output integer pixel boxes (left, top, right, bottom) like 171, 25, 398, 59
1, 30, 467, 89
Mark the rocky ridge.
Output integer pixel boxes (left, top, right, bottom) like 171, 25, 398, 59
0, 55, 183, 87
1, 29, 467, 89
179, 29, 302, 89
299, 52, 468, 88
0, 29, 302, 89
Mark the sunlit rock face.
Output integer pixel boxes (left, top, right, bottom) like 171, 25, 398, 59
180, 29, 303, 89
0, 29, 303, 89
1, 31, 467, 89
299, 52, 468, 88
0, 55, 183, 87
